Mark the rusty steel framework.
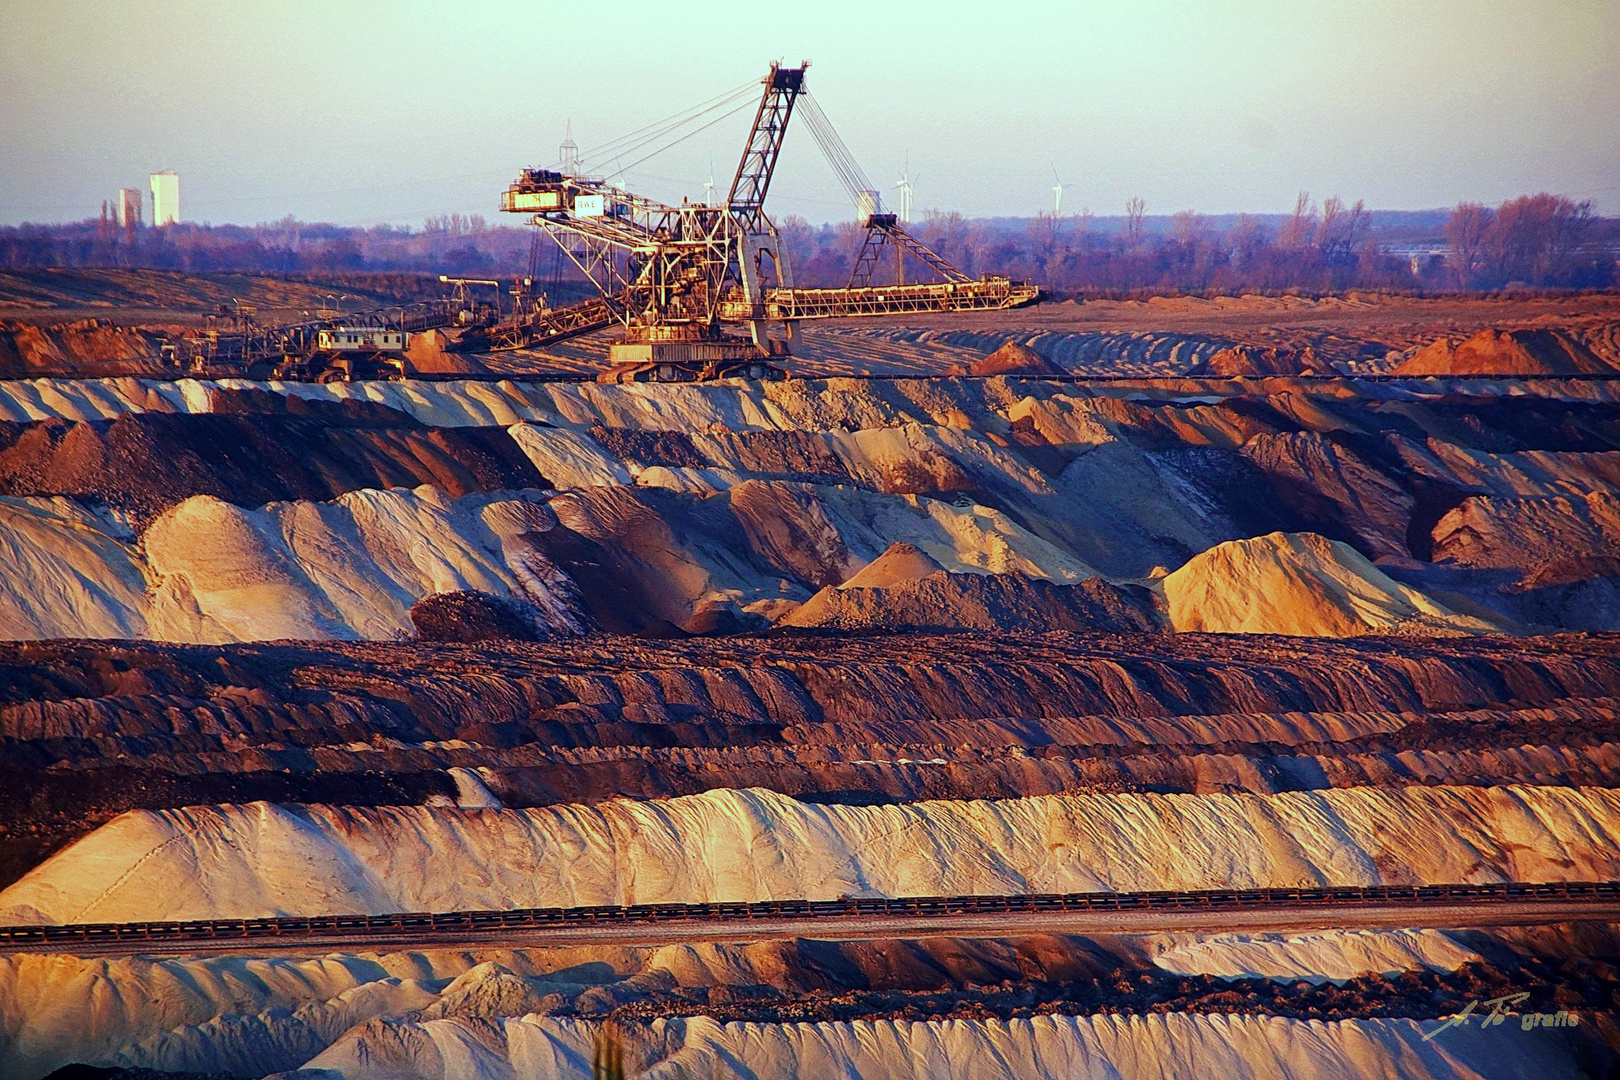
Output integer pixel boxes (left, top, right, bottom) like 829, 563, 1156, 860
161, 62, 1037, 383
499, 62, 1040, 381
161, 296, 489, 382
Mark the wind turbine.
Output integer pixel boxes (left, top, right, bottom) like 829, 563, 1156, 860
895, 154, 916, 224
703, 153, 716, 207
1051, 165, 1064, 217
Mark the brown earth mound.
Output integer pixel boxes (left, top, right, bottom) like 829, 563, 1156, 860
207, 385, 423, 425
782, 569, 1159, 633
956, 341, 1067, 377
405, 328, 489, 376
1395, 328, 1616, 376
0, 406, 547, 524
410, 590, 545, 642
0, 318, 167, 377
839, 542, 944, 589
1192, 345, 1322, 377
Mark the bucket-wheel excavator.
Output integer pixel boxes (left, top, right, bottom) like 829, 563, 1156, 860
497, 62, 1040, 382
165, 62, 1038, 383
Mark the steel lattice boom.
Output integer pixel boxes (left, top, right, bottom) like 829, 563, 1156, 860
496, 61, 1041, 382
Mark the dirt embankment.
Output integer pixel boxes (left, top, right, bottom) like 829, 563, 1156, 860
3, 632, 1618, 887
0, 388, 547, 524
0, 318, 170, 377
1190, 345, 1324, 376
0, 267, 448, 318
784, 568, 1158, 633
1396, 328, 1619, 376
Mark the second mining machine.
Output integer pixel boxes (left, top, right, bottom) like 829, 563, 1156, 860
498, 62, 1040, 381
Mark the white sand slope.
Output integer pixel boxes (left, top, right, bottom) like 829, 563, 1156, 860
0, 487, 591, 643
1163, 532, 1501, 636
505, 423, 633, 488
1391, 434, 1620, 499
1153, 929, 1482, 983
301, 1013, 1582, 1080
0, 497, 149, 639
0, 374, 1614, 429
0, 481, 1097, 642
1, 375, 1609, 640
0, 936, 1576, 1080
0, 951, 443, 1080
143, 488, 587, 642
5, 785, 1618, 925
838, 541, 946, 588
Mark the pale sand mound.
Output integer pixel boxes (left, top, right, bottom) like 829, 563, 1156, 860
1152, 929, 1480, 984
0, 496, 149, 639
838, 540, 944, 588
5, 785, 1618, 924
1395, 328, 1615, 376
960, 341, 1067, 377
137, 490, 590, 643
303, 1014, 1579, 1080
1163, 532, 1502, 636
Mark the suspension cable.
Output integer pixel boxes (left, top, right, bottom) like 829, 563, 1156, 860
798, 94, 877, 211
575, 80, 754, 163
611, 99, 759, 179
574, 82, 759, 174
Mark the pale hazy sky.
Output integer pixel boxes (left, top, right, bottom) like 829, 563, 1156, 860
2, 0, 1616, 226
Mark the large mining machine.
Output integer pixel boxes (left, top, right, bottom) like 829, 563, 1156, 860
163, 288, 503, 382
497, 62, 1040, 382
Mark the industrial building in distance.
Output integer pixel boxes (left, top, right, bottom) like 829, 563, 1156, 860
149, 170, 179, 226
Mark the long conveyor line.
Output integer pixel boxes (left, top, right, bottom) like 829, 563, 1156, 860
4, 881, 1616, 952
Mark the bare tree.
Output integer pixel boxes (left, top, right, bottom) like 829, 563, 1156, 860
1170, 210, 1208, 248
1344, 199, 1368, 255
1491, 193, 1593, 285
1276, 191, 1316, 251
921, 209, 969, 272
1444, 202, 1494, 288
1125, 197, 1146, 247
1315, 196, 1342, 247
1027, 212, 1059, 262
777, 213, 814, 265
1315, 196, 1366, 265
1229, 214, 1265, 267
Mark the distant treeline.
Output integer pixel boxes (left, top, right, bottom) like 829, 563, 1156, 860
0, 214, 530, 277
783, 192, 1617, 296
2, 194, 1614, 296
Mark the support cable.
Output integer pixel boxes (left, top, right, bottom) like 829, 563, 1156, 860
575, 81, 754, 164
575, 83, 758, 175
611, 99, 759, 178
798, 94, 877, 210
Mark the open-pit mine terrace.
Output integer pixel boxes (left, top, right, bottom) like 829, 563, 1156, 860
4, 343, 1620, 1078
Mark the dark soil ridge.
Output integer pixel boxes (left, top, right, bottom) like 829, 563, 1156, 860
594, 958, 1620, 1032
4, 737, 1615, 891
784, 571, 1159, 634
8, 633, 1620, 732
4, 634, 1620, 888
0, 388, 547, 525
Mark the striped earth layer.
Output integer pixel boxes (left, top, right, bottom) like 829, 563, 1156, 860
2, 359, 1619, 1077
